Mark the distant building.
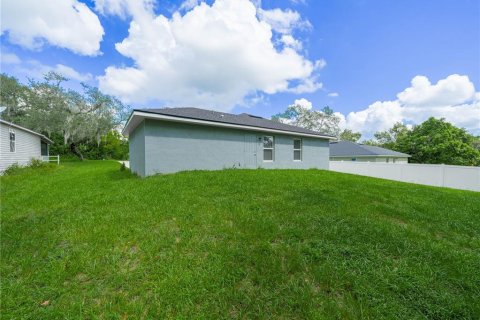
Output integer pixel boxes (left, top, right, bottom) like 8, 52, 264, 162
123, 107, 335, 176
0, 119, 52, 172
330, 140, 410, 163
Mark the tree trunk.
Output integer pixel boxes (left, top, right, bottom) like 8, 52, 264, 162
70, 143, 84, 161
64, 131, 70, 145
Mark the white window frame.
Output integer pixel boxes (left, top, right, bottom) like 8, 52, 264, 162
9, 128, 16, 153
293, 138, 302, 161
263, 136, 274, 162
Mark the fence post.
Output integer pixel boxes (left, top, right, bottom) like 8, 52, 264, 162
57, 155, 60, 165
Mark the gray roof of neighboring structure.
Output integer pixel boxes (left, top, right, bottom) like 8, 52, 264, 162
130, 107, 335, 138
0, 119, 53, 143
330, 140, 410, 157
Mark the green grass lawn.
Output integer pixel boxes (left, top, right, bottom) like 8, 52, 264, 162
1, 161, 479, 319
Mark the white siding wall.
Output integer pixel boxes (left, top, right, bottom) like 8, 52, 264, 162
330, 161, 480, 192
0, 122, 42, 172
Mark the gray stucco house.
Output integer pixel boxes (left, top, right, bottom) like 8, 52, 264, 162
123, 107, 335, 176
0, 119, 52, 172
330, 140, 410, 163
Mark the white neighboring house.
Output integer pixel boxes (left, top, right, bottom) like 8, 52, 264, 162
0, 119, 53, 172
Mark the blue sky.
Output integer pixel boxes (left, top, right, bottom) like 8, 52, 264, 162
264, 0, 480, 115
1, 0, 479, 136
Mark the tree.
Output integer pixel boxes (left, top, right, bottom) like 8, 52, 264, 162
0, 74, 29, 121
339, 129, 361, 142
472, 136, 480, 151
272, 103, 342, 136
21, 72, 71, 138
395, 118, 480, 166
99, 130, 129, 160
372, 122, 410, 149
0, 72, 130, 160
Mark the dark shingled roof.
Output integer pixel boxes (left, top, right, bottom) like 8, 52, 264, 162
330, 140, 410, 157
135, 107, 334, 137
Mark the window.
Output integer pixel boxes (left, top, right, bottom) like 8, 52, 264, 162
293, 139, 302, 161
263, 136, 274, 161
9, 129, 15, 152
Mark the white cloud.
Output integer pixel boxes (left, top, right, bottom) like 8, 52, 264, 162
98, 0, 322, 111
179, 0, 202, 12
53, 64, 93, 82
336, 111, 346, 129
1, 0, 104, 56
257, 8, 309, 34
397, 74, 475, 107
1, 52, 21, 65
289, 0, 307, 4
346, 100, 403, 134
293, 98, 313, 110
328, 92, 339, 97
10, 60, 92, 82
94, 0, 131, 18
345, 74, 480, 136
281, 34, 302, 50
286, 76, 323, 94
94, 0, 155, 19
314, 59, 327, 70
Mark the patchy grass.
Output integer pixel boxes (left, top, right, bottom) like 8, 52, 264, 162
1, 161, 479, 319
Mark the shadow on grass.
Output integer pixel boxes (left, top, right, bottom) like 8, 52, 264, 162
106, 165, 141, 181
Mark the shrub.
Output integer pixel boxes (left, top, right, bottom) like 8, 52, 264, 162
3, 158, 56, 176
57, 154, 81, 162
28, 158, 45, 168
3, 163, 22, 176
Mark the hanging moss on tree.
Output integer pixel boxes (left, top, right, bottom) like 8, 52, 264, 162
0, 72, 130, 160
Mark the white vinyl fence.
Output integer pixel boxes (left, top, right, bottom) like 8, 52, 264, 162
42, 155, 60, 165
329, 161, 480, 192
